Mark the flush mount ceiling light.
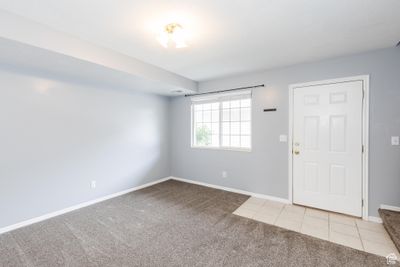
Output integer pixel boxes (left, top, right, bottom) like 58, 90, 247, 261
158, 23, 187, 48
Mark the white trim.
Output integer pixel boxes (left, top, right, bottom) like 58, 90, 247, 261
368, 216, 383, 223
190, 146, 252, 153
380, 204, 400, 212
191, 94, 253, 152
171, 176, 290, 204
288, 75, 370, 220
0, 177, 171, 235
362, 76, 370, 221
288, 82, 294, 204
1, 174, 382, 235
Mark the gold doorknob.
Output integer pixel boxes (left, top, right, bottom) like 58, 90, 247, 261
294, 150, 300, 155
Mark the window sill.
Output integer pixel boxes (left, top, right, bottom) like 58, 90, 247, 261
190, 145, 252, 153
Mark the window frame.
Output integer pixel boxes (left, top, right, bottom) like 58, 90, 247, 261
190, 94, 252, 152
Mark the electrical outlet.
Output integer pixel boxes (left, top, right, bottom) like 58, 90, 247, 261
222, 171, 228, 178
91, 180, 96, 189
391, 136, 399, 146
279, 135, 288, 142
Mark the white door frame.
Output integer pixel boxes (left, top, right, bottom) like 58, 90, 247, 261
288, 75, 369, 220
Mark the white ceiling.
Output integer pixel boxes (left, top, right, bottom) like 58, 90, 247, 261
0, 0, 399, 81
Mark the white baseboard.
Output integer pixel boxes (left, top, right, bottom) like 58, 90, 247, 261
171, 177, 383, 223
171, 176, 291, 204
368, 216, 383, 223
380, 204, 400, 212
2, 175, 383, 235
0, 177, 171, 235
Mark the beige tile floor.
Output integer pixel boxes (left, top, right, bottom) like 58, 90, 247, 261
233, 197, 400, 260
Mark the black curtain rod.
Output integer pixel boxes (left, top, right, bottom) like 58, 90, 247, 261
184, 84, 265, 97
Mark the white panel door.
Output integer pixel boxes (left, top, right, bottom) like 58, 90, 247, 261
292, 81, 363, 217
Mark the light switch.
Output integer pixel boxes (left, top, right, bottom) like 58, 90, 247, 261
391, 136, 399, 146
279, 135, 288, 142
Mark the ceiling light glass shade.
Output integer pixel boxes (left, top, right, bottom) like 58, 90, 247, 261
157, 23, 187, 48
157, 32, 169, 48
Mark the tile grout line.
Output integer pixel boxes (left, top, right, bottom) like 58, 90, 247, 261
272, 204, 285, 225
355, 221, 366, 252
328, 212, 331, 242
249, 202, 262, 219
299, 208, 306, 233
254, 200, 268, 219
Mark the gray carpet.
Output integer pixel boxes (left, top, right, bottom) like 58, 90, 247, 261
0, 180, 394, 267
380, 209, 400, 252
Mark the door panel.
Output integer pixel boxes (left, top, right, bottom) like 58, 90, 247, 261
292, 81, 363, 217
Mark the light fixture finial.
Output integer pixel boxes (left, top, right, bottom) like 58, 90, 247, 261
158, 23, 187, 48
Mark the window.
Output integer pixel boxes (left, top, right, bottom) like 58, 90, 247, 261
192, 102, 220, 147
191, 91, 251, 150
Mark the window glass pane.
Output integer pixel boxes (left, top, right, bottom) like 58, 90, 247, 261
231, 100, 240, 108
231, 108, 240, 121
211, 102, 219, 110
203, 103, 211, 110
211, 110, 219, 122
203, 110, 211, 122
241, 122, 251, 135
241, 99, 251, 108
222, 101, 230, 109
241, 108, 250, 121
203, 123, 211, 131
231, 122, 240, 135
241, 136, 251, 148
222, 122, 230, 134
231, 136, 240, 147
194, 104, 202, 111
222, 135, 230, 146
211, 122, 219, 134
195, 111, 203, 122
222, 109, 230, 121
195, 124, 211, 146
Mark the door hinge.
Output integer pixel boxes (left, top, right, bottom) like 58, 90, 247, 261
362, 89, 365, 99
362, 145, 364, 153
362, 199, 364, 207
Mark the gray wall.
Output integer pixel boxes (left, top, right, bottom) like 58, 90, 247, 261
0, 68, 170, 228
170, 47, 400, 217
1, 47, 399, 229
